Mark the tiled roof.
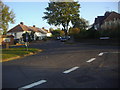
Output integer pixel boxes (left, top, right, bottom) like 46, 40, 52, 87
94, 16, 105, 25
93, 11, 120, 25
7, 24, 32, 33
7, 22, 48, 34
29, 26, 47, 34
104, 12, 120, 22
29, 26, 40, 32
39, 28, 47, 34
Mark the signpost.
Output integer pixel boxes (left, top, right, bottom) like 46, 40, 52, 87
23, 32, 30, 51
25, 42, 29, 51
4, 38, 10, 49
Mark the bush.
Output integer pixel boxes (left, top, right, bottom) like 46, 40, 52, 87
42, 37, 47, 41
73, 28, 100, 40
22, 32, 32, 42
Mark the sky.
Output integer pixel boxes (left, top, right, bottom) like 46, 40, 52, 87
2, 0, 119, 30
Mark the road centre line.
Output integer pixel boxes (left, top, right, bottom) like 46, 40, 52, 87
86, 58, 96, 63
98, 52, 104, 56
18, 80, 47, 90
106, 52, 120, 54
63, 66, 79, 74
98, 52, 120, 56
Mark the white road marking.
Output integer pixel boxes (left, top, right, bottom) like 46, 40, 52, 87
107, 52, 120, 54
98, 52, 104, 56
86, 58, 96, 63
102, 52, 120, 54
63, 66, 79, 74
18, 80, 47, 90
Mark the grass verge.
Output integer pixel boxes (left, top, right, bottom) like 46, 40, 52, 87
1, 47, 42, 62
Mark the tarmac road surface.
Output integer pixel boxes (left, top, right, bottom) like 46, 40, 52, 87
2, 40, 119, 89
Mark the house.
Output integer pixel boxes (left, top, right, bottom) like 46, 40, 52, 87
29, 26, 47, 40
7, 22, 48, 41
7, 22, 32, 39
0, 35, 14, 45
93, 11, 120, 30
41, 27, 52, 37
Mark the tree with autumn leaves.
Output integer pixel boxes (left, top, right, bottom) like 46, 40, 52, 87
0, 0, 15, 35
43, 1, 80, 36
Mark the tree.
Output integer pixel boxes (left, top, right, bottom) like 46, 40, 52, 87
43, 1, 80, 35
51, 28, 65, 37
69, 27, 80, 35
0, 1, 15, 35
72, 17, 89, 30
30, 31, 35, 41
22, 32, 31, 42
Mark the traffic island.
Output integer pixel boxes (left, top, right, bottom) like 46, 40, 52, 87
1, 48, 43, 62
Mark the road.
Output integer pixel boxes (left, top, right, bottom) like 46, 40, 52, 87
2, 40, 119, 89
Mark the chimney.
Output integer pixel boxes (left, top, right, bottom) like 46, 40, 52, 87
33, 25, 35, 27
20, 22, 24, 25
104, 11, 110, 16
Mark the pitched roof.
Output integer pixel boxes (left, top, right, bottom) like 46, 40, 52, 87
104, 11, 120, 22
29, 26, 40, 32
7, 24, 33, 33
29, 26, 47, 34
7, 22, 48, 34
39, 28, 47, 34
94, 16, 105, 25
93, 11, 120, 25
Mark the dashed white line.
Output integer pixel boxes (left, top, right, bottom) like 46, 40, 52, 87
63, 66, 79, 74
107, 52, 120, 54
98, 52, 120, 57
98, 52, 104, 56
18, 80, 47, 90
86, 58, 96, 63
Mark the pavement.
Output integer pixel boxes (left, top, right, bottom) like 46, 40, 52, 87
2, 39, 119, 89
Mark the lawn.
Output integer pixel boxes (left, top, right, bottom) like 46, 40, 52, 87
1, 47, 42, 62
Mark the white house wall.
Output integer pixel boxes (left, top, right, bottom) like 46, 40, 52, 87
34, 32, 47, 40
7, 32, 23, 39
47, 33, 52, 37
16, 32, 23, 39
7, 31, 48, 40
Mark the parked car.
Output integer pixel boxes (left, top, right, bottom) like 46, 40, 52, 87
67, 36, 70, 40
56, 36, 61, 40
60, 37, 67, 42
